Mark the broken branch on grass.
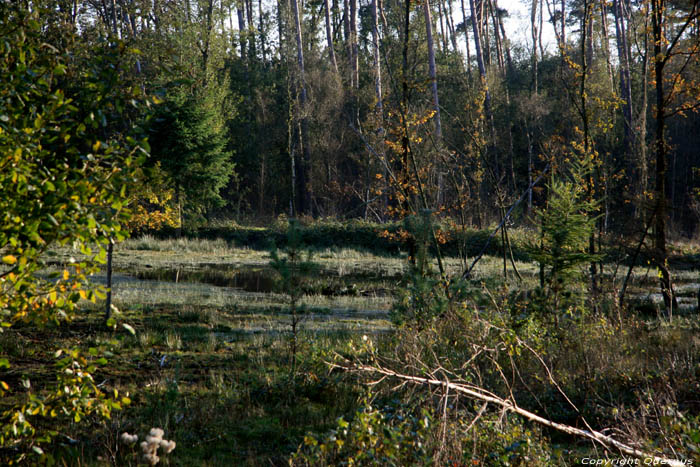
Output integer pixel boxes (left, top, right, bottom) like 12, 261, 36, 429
332, 360, 688, 467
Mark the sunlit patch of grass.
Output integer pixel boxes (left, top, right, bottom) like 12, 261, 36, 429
164, 331, 182, 350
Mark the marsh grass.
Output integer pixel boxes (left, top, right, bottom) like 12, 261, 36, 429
7, 229, 700, 465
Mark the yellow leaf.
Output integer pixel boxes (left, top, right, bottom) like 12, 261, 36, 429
2, 255, 17, 265
63, 269, 69, 281
0, 381, 8, 390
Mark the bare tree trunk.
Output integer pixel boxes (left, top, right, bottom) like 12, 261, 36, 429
259, 0, 267, 62
613, 0, 634, 176
238, 2, 247, 59
579, 0, 599, 301
469, 0, 492, 118
538, 0, 544, 57
277, 0, 286, 60
350, 0, 359, 92
445, 0, 459, 53
481, 0, 490, 66
202, 0, 214, 76
291, 0, 312, 215
104, 239, 114, 324
424, 0, 443, 138
324, 0, 339, 72
490, 0, 504, 73
600, 0, 615, 92
437, 0, 448, 53
560, 0, 566, 46
494, 0, 512, 71
343, 0, 350, 46
460, 0, 473, 78
637, 13, 649, 216
110, 0, 120, 36
246, 0, 257, 59
531, 0, 538, 93
651, 0, 679, 317
372, 0, 382, 116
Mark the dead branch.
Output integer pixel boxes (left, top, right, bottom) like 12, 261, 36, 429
333, 360, 688, 467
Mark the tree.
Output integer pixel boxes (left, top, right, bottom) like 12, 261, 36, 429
149, 84, 235, 227
0, 5, 144, 458
649, 0, 699, 317
529, 159, 600, 315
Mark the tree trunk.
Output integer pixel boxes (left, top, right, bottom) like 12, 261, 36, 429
343, 0, 351, 81
460, 0, 472, 78
531, 0, 538, 93
259, 0, 267, 62
104, 239, 114, 324
291, 0, 312, 215
494, 0, 512, 71
490, 0, 504, 73
238, 2, 247, 60
423, 0, 443, 138
469, 0, 492, 121
600, 0, 615, 92
350, 0, 359, 92
613, 0, 634, 179
372, 0, 382, 116
437, 0, 448, 53
651, 0, 677, 316
324, 0, 338, 72
202, 0, 214, 75
445, 0, 459, 53
246, 0, 257, 59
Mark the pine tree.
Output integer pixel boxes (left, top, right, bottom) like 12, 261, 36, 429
529, 159, 600, 315
149, 85, 235, 226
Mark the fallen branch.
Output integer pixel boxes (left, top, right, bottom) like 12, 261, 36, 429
334, 360, 687, 467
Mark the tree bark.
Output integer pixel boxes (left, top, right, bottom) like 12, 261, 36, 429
246, 0, 257, 59
531, 0, 538, 93
469, 0, 493, 125
424, 0, 443, 138
445, 0, 459, 53
372, 0, 382, 116
324, 0, 339, 72
651, 0, 677, 316
460, 0, 472, 78
489, 0, 504, 73
104, 239, 114, 324
259, 0, 267, 62
238, 2, 247, 60
291, 0, 312, 215
350, 0, 359, 92
613, 0, 634, 182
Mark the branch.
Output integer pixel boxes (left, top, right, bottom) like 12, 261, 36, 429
462, 163, 550, 279
335, 360, 688, 467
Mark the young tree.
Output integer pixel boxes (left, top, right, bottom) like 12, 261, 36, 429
149, 85, 235, 227
0, 5, 144, 457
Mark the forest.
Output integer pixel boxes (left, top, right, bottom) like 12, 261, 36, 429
1, 0, 700, 464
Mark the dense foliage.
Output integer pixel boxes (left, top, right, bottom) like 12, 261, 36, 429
0, 4, 147, 460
